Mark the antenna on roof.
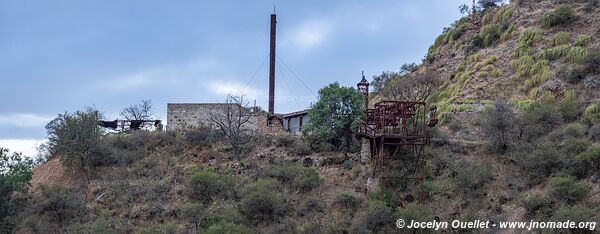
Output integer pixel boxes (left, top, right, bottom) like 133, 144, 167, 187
273, 0, 276, 14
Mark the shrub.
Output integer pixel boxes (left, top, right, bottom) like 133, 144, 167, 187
562, 139, 591, 157
521, 103, 563, 141
575, 34, 591, 46
576, 143, 600, 170
454, 162, 492, 197
558, 100, 582, 123
585, 50, 600, 75
520, 193, 553, 218
292, 140, 311, 156
553, 31, 569, 46
394, 203, 433, 226
567, 46, 588, 64
558, 65, 585, 84
267, 162, 303, 185
551, 205, 596, 224
563, 123, 587, 138
185, 170, 234, 203
205, 222, 253, 234
540, 4, 576, 28
480, 101, 517, 152
184, 125, 215, 148
274, 132, 295, 148
297, 168, 323, 192
342, 159, 353, 170
546, 176, 590, 204
35, 185, 85, 225
45, 108, 107, 175
239, 180, 286, 223
333, 192, 361, 212
584, 103, 600, 123
0, 149, 33, 231
181, 202, 204, 232
513, 141, 561, 184
363, 204, 394, 233
297, 196, 324, 216
589, 124, 600, 140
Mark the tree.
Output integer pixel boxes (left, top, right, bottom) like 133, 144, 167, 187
371, 63, 420, 93
303, 82, 365, 151
381, 71, 437, 102
459, 4, 470, 15
45, 108, 104, 180
209, 95, 253, 161
477, 0, 503, 11
480, 101, 517, 153
0, 148, 33, 232
120, 100, 153, 120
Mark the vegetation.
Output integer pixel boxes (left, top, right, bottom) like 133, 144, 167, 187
45, 108, 104, 179
185, 169, 234, 203
541, 4, 576, 28
0, 149, 33, 232
480, 101, 517, 152
304, 82, 365, 151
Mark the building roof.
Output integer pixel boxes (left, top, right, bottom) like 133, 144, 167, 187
281, 109, 310, 118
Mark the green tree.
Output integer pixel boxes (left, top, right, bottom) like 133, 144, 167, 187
304, 82, 365, 151
0, 148, 34, 232
45, 108, 104, 180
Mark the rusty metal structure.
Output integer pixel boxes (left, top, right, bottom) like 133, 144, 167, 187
356, 73, 437, 205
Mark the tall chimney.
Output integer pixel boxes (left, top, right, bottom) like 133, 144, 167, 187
268, 13, 277, 114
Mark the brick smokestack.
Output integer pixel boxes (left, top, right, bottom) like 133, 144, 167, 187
268, 13, 276, 114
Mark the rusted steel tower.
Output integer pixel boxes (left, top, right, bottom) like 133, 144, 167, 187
268, 13, 277, 114
357, 74, 437, 205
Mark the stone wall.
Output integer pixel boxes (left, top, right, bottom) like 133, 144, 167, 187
167, 103, 278, 133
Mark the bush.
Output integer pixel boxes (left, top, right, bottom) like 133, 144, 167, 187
546, 176, 590, 204
297, 168, 323, 192
239, 180, 286, 223
184, 125, 215, 148
267, 162, 303, 185
274, 132, 295, 148
297, 196, 324, 216
562, 139, 591, 157
480, 101, 517, 152
558, 65, 585, 84
0, 149, 33, 231
512, 141, 561, 184
585, 50, 600, 75
558, 100, 582, 123
520, 193, 553, 218
185, 170, 234, 203
45, 108, 106, 175
551, 205, 597, 224
363, 204, 394, 233
589, 124, 600, 140
540, 4, 576, 28
394, 203, 432, 225
454, 162, 492, 197
292, 140, 312, 156
576, 143, 600, 170
553, 31, 569, 46
521, 103, 563, 141
181, 202, 204, 232
205, 222, 253, 234
35, 185, 85, 225
333, 192, 361, 212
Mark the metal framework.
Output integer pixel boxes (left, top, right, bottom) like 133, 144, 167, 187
356, 74, 437, 205
98, 119, 162, 132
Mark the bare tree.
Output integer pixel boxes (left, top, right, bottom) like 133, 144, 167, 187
381, 72, 437, 102
120, 100, 153, 120
209, 95, 253, 161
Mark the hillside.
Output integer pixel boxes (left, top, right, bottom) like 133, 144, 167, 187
10, 0, 600, 233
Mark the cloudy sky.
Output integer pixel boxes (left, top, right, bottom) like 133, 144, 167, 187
0, 0, 469, 156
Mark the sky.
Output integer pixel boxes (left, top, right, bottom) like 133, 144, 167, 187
0, 0, 470, 157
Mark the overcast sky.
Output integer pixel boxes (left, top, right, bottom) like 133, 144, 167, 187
0, 0, 470, 156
